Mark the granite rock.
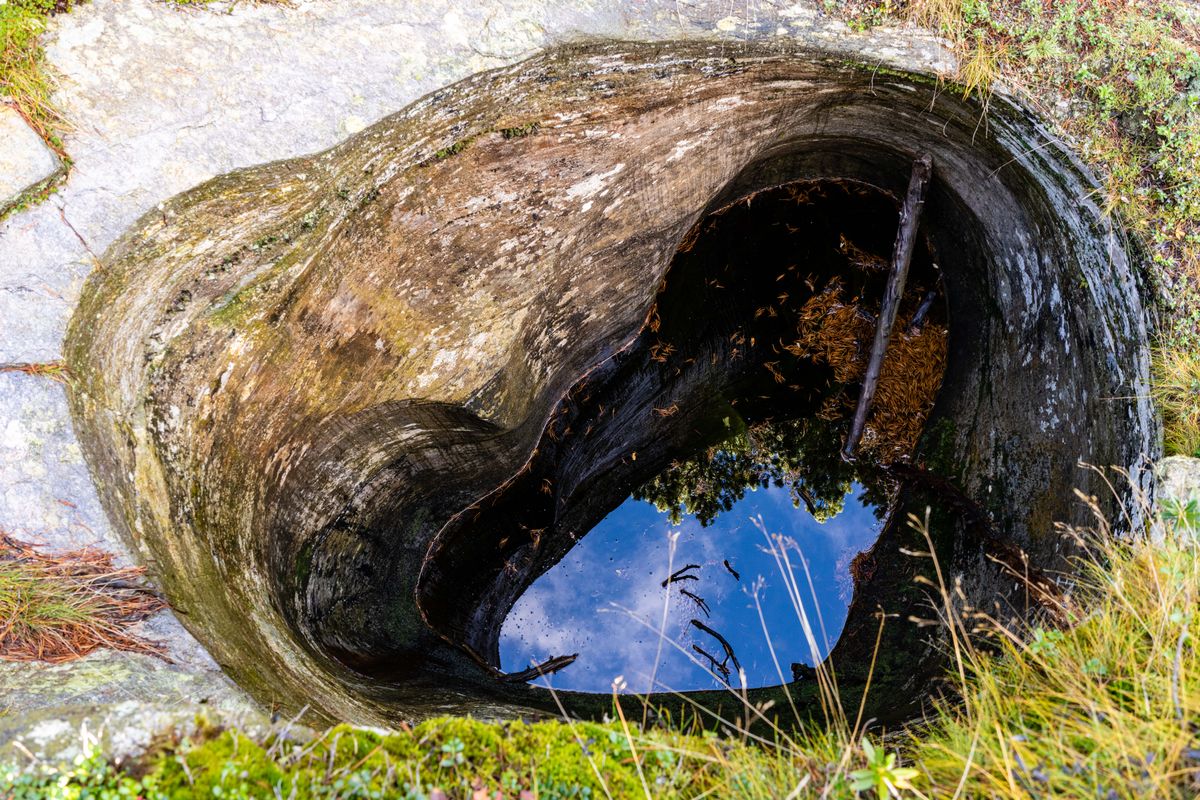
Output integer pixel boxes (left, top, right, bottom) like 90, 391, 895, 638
0, 106, 60, 211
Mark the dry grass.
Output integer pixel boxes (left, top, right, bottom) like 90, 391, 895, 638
4, 498, 1198, 797
0, 361, 69, 383
0, 533, 166, 663
0, 0, 71, 148
909, 498, 1200, 798
1153, 346, 1200, 458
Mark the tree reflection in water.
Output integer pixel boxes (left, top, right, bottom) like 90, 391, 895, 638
633, 415, 891, 527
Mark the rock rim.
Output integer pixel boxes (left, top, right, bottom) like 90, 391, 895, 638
66, 40, 1156, 727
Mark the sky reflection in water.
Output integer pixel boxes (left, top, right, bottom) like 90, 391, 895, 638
499, 482, 882, 693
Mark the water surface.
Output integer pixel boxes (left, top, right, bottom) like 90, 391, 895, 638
500, 479, 881, 693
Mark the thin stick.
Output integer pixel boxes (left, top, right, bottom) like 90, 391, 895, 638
691, 644, 730, 681
501, 653, 577, 682
844, 153, 933, 459
689, 619, 741, 675
680, 588, 711, 617
906, 288, 939, 334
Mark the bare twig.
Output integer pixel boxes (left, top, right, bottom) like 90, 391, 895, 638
679, 588, 711, 617
690, 618, 741, 675
906, 288, 939, 334
692, 644, 730, 681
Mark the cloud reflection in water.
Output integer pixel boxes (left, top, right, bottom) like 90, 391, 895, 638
500, 482, 882, 693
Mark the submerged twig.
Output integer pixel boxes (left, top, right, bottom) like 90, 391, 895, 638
844, 153, 933, 459
906, 288, 939, 334
501, 653, 578, 682
723, 559, 740, 581
795, 484, 820, 517
680, 588, 711, 617
661, 563, 700, 588
692, 644, 731, 681
690, 618, 741, 675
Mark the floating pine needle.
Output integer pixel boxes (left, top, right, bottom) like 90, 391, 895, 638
0, 533, 166, 663
838, 234, 889, 272
723, 559, 740, 581
788, 276, 947, 460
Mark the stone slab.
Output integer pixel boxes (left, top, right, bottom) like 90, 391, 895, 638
0, 106, 60, 210
1157, 455, 1200, 506
0, 649, 270, 765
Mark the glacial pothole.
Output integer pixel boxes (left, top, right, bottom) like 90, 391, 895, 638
66, 41, 1155, 728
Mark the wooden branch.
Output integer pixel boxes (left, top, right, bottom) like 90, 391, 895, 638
502, 653, 578, 682
906, 288, 938, 334
843, 153, 934, 459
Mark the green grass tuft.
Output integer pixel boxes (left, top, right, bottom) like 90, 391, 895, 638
910, 512, 1200, 798
0, 0, 72, 148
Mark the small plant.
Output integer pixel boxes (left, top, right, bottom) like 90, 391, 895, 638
848, 738, 920, 799
1162, 497, 1200, 532
437, 737, 465, 768
1027, 626, 1065, 657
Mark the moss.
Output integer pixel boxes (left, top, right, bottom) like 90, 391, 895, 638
500, 121, 541, 139
151, 731, 285, 799
104, 717, 752, 798
0, 156, 68, 220
918, 417, 958, 476
432, 136, 476, 162
7, 520, 1200, 797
